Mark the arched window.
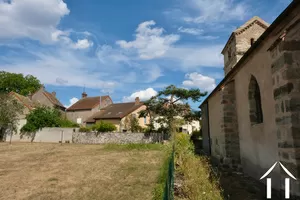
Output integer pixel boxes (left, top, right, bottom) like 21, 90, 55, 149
248, 75, 263, 124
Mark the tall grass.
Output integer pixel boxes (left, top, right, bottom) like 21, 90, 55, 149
175, 133, 223, 200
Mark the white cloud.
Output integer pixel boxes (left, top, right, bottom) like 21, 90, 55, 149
0, 49, 118, 90
182, 72, 216, 91
72, 39, 93, 49
198, 35, 219, 40
64, 97, 79, 108
178, 27, 203, 35
116, 20, 180, 60
184, 0, 248, 24
123, 88, 158, 102
0, 0, 70, 43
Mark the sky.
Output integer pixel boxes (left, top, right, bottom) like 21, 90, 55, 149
0, 0, 292, 109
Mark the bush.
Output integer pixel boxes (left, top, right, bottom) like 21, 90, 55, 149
59, 118, 79, 128
93, 121, 117, 133
79, 127, 91, 133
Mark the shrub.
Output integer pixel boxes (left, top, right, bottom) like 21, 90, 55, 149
93, 121, 117, 133
79, 127, 91, 133
59, 118, 79, 128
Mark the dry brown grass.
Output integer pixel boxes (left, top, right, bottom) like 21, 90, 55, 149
0, 143, 164, 200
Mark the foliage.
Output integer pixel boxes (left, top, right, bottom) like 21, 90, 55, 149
139, 85, 206, 137
0, 71, 41, 96
79, 126, 91, 133
93, 121, 117, 133
124, 115, 143, 132
175, 133, 223, 200
0, 93, 23, 141
59, 118, 79, 128
152, 144, 173, 200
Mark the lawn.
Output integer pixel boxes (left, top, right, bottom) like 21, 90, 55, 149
0, 143, 165, 200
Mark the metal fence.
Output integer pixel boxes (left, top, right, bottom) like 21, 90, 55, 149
163, 147, 174, 200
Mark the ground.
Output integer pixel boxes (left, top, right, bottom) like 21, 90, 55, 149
0, 143, 164, 200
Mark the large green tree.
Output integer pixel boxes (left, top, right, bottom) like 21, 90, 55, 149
0, 93, 23, 142
139, 85, 206, 138
0, 71, 41, 96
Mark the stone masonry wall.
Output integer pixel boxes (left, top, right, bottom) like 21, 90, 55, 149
270, 19, 300, 196
220, 80, 242, 171
72, 132, 154, 144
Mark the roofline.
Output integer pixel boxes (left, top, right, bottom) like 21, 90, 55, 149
66, 95, 111, 111
9, 91, 34, 110
199, 0, 299, 108
43, 92, 65, 109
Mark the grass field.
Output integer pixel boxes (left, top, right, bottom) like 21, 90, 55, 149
0, 143, 165, 200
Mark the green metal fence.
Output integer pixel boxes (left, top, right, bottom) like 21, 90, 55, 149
163, 148, 175, 200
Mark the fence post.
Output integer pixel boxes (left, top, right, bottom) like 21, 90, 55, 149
61, 130, 64, 145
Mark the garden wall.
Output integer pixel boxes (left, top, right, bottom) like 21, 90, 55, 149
72, 132, 154, 144
6, 127, 75, 143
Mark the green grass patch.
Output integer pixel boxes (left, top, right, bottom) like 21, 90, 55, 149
175, 133, 223, 200
103, 143, 164, 151
152, 144, 173, 200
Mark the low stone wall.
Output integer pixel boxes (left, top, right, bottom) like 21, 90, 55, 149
72, 132, 154, 144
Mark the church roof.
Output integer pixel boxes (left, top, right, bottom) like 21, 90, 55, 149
200, 0, 299, 108
221, 16, 270, 54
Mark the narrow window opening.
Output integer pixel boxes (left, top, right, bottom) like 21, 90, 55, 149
250, 38, 255, 46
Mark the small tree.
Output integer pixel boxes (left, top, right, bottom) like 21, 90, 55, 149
139, 85, 206, 139
0, 93, 23, 142
93, 121, 117, 134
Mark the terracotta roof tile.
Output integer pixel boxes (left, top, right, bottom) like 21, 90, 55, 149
85, 102, 144, 122
67, 96, 111, 111
9, 92, 38, 110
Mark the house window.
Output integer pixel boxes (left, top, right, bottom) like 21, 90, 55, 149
144, 116, 146, 124
250, 38, 255, 46
132, 113, 136, 118
248, 75, 263, 125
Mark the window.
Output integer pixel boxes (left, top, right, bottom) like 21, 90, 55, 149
248, 75, 263, 125
144, 116, 146, 124
250, 38, 255, 46
228, 48, 232, 60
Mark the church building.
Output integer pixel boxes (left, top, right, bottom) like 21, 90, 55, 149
200, 0, 300, 196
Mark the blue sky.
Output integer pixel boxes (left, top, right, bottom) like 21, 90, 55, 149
0, 0, 292, 109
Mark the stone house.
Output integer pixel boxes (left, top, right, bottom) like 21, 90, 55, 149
8, 92, 38, 135
66, 92, 113, 125
85, 97, 150, 132
31, 86, 65, 112
200, 0, 300, 196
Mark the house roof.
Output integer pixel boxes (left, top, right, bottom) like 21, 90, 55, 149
200, 0, 299, 108
221, 16, 270, 54
66, 96, 111, 111
85, 102, 144, 122
43, 91, 65, 109
9, 92, 37, 110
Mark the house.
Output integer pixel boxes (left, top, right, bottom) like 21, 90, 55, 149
31, 86, 65, 112
66, 92, 113, 125
85, 97, 150, 131
200, 0, 300, 196
8, 92, 37, 135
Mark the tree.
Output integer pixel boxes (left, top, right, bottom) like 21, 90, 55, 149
139, 85, 206, 139
0, 93, 23, 142
123, 115, 142, 132
0, 71, 41, 96
20, 107, 77, 142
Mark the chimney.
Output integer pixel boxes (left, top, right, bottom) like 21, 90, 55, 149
52, 91, 56, 97
135, 97, 140, 105
82, 92, 87, 98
